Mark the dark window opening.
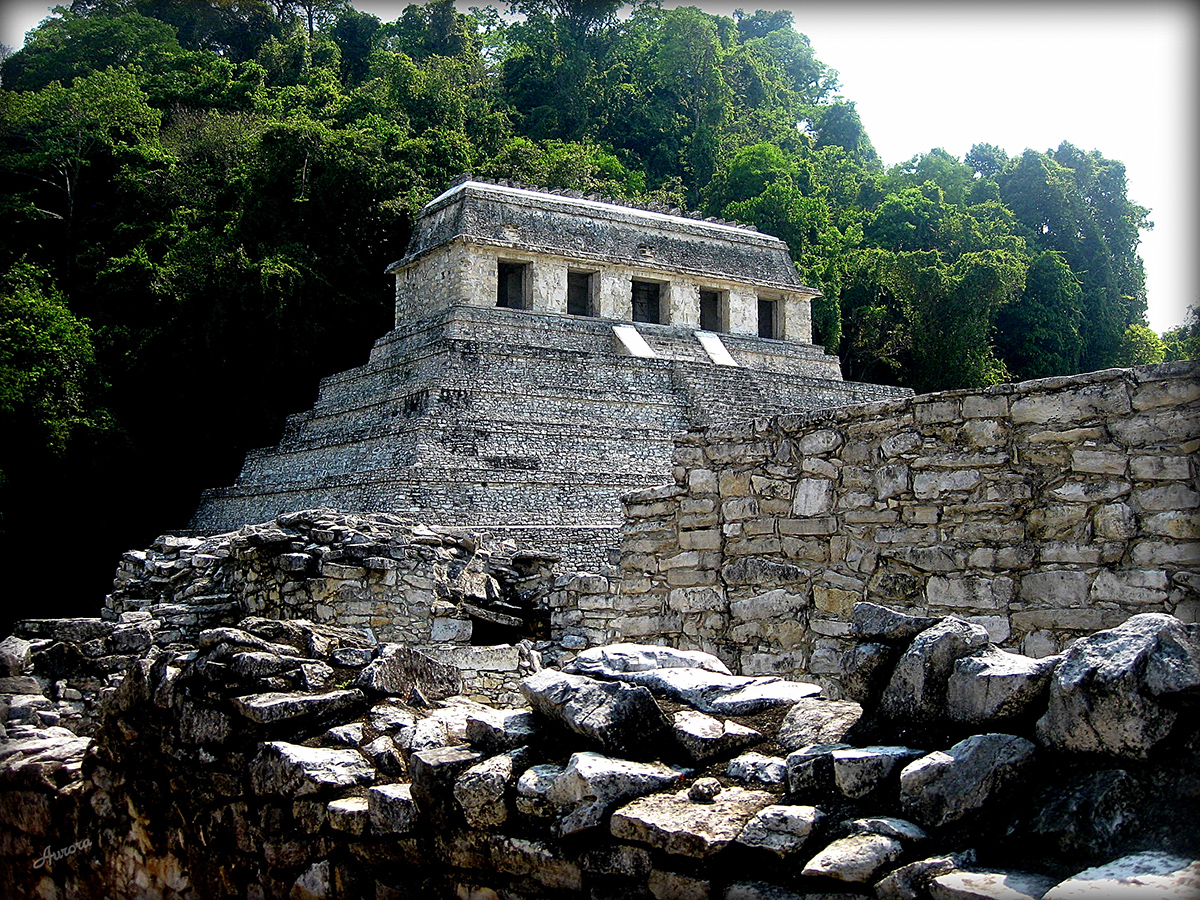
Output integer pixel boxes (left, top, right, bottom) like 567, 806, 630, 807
632, 280, 662, 324
497, 261, 526, 309
758, 297, 778, 339
700, 290, 723, 332
567, 271, 593, 316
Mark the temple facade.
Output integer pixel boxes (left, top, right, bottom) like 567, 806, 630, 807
189, 180, 909, 563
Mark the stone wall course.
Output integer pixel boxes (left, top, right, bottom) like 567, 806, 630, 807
615, 362, 1200, 692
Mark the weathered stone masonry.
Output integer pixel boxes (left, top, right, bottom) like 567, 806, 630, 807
190, 182, 908, 560
612, 361, 1200, 694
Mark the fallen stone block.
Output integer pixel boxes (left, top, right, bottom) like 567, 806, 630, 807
946, 647, 1057, 726
832, 745, 924, 799
520, 669, 671, 759
1043, 851, 1200, 898
232, 689, 363, 725
368, 783, 416, 834
326, 796, 369, 835
0, 635, 32, 675
852, 602, 939, 642
454, 749, 528, 829
610, 786, 775, 858
465, 706, 539, 752
875, 853, 973, 900
250, 741, 374, 796
929, 869, 1057, 900
569, 642, 733, 676
785, 743, 851, 798
409, 744, 483, 826
516, 763, 564, 818
846, 815, 927, 844
356, 645, 463, 699
1035, 613, 1200, 759
801, 832, 904, 883
880, 618, 990, 723
546, 751, 688, 834
726, 752, 787, 786
735, 804, 823, 857
899, 733, 1036, 828
776, 698, 863, 751
673, 710, 762, 764
490, 835, 583, 893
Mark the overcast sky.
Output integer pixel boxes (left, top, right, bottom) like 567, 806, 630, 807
3, 0, 1196, 331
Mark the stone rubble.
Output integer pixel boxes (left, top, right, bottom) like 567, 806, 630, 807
1, 602, 1197, 899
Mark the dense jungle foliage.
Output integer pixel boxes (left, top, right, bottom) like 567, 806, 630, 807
1, 0, 1196, 622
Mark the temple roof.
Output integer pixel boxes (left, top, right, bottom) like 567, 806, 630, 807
387, 180, 816, 296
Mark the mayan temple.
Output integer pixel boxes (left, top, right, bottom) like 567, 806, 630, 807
189, 179, 907, 561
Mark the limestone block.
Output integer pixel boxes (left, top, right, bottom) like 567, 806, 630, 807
409, 745, 484, 826
1043, 851, 1200, 899
785, 743, 850, 797
777, 698, 862, 751
1018, 570, 1091, 606
913, 469, 981, 499
232, 689, 363, 725
1071, 449, 1127, 475
0, 636, 32, 676
672, 710, 761, 764
250, 741, 374, 797
899, 733, 1037, 828
326, 796, 368, 835
546, 751, 687, 834
735, 804, 823, 857
730, 589, 805, 621
1143, 511, 1200, 539
946, 648, 1057, 725
801, 833, 903, 883
832, 745, 924, 799
926, 576, 1010, 611
1089, 569, 1169, 605
929, 869, 1057, 900
1130, 454, 1191, 481
725, 752, 787, 786
520, 669, 671, 759
368, 783, 416, 834
515, 763, 563, 818
454, 750, 525, 829
879, 617, 990, 723
1035, 613, 1200, 758
490, 836, 583, 892
610, 786, 775, 858
1010, 381, 1130, 426
875, 463, 910, 500
792, 479, 834, 516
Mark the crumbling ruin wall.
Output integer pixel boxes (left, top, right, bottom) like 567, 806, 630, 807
614, 361, 1200, 693
102, 510, 560, 707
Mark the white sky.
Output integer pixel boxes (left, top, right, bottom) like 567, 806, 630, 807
3, 0, 1196, 331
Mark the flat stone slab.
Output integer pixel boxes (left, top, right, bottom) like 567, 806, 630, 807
777, 698, 863, 751
521, 669, 671, 759
547, 751, 688, 834
610, 786, 775, 858
250, 741, 374, 796
726, 752, 787, 786
930, 869, 1058, 900
233, 689, 363, 724
736, 804, 824, 857
802, 833, 904, 884
588, 665, 821, 715
356, 645, 462, 700
569, 643, 732, 675
1044, 852, 1200, 899
673, 710, 762, 764
326, 796, 369, 835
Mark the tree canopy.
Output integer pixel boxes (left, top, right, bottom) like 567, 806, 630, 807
0, 0, 1174, 625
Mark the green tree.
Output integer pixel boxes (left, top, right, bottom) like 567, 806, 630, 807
1161, 307, 1199, 361
995, 250, 1082, 379
1114, 324, 1167, 366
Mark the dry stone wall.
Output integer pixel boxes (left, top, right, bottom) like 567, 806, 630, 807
616, 361, 1200, 694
